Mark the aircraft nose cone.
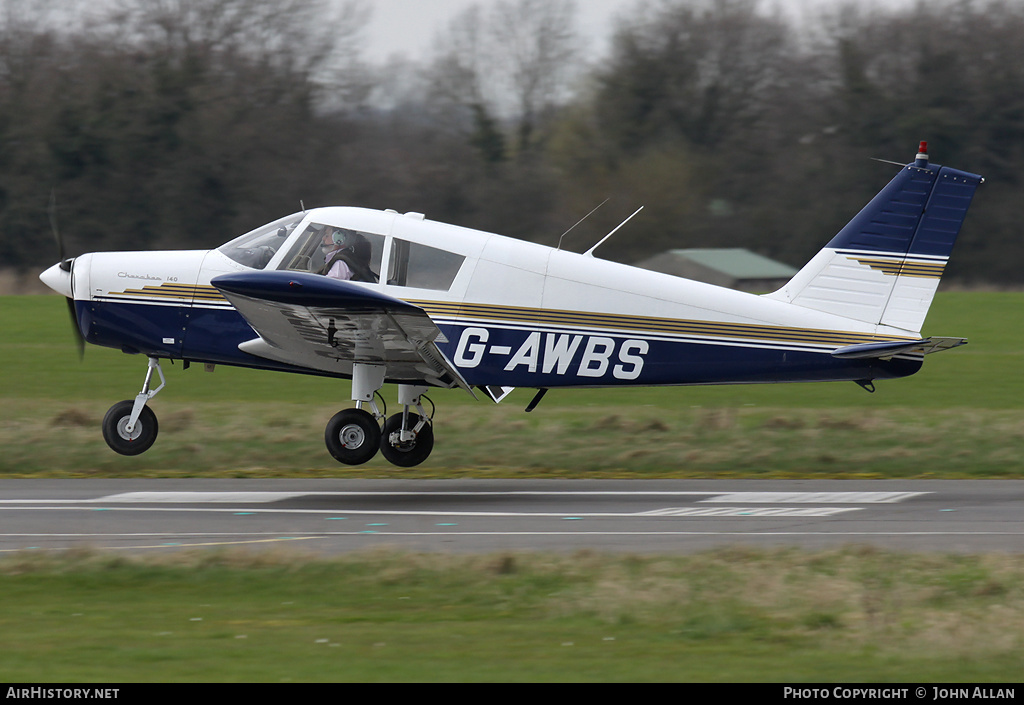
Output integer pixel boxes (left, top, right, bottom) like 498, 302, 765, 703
40, 261, 73, 297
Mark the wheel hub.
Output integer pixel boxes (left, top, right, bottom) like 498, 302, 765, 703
339, 423, 366, 449
115, 417, 143, 442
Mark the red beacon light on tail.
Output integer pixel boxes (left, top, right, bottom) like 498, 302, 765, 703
915, 141, 929, 166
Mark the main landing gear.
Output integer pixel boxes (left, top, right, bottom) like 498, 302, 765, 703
101, 358, 436, 467
324, 363, 435, 468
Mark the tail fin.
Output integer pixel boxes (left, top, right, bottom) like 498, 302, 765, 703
765, 143, 983, 333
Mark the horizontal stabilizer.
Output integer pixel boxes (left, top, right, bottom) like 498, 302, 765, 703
831, 336, 966, 359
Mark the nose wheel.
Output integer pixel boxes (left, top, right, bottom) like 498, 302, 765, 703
102, 400, 159, 456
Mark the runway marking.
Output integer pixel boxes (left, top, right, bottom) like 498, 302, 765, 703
0, 505, 861, 518
699, 492, 927, 504
0, 536, 319, 552
0, 490, 931, 504
0, 490, 925, 522
3, 530, 1023, 541
2, 491, 733, 504
638, 507, 859, 517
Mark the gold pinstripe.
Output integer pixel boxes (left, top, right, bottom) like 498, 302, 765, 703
106, 283, 227, 302
407, 300, 913, 348
846, 256, 946, 278
103, 284, 913, 349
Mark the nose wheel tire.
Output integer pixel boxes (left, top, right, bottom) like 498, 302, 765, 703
102, 400, 159, 456
379, 413, 434, 467
325, 408, 381, 465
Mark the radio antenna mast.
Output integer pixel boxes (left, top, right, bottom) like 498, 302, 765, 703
556, 198, 608, 251
584, 206, 644, 257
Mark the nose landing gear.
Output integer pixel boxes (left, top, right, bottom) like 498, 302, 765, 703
101, 357, 165, 456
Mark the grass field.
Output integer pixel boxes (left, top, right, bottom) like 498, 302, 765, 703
1, 292, 1021, 477
2, 292, 1023, 682
2, 547, 1022, 682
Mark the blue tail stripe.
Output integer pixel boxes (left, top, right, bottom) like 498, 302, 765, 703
910, 167, 983, 257
825, 163, 982, 259
825, 165, 938, 254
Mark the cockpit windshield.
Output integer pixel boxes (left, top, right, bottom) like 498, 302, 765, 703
218, 213, 304, 269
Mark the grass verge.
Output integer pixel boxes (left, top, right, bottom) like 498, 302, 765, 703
2, 292, 1022, 478
4, 399, 1024, 477
1, 547, 1022, 682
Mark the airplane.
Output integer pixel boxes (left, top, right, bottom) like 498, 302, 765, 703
39, 142, 983, 467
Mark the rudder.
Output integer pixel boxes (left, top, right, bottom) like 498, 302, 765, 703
765, 143, 983, 334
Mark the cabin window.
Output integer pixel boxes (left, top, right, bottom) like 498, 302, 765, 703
387, 239, 465, 290
218, 213, 303, 269
279, 223, 383, 283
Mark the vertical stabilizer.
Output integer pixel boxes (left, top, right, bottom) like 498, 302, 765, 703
765, 143, 983, 333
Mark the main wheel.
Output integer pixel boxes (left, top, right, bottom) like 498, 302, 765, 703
102, 400, 159, 456
325, 408, 381, 465
379, 413, 434, 467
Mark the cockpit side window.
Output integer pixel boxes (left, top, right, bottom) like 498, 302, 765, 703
388, 239, 465, 291
218, 213, 303, 269
279, 223, 383, 283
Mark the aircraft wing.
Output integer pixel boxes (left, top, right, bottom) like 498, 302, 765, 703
211, 271, 474, 394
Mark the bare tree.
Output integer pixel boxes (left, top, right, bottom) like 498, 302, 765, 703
423, 0, 579, 157
490, 0, 578, 151
103, 0, 372, 107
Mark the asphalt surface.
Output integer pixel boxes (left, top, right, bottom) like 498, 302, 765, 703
1, 478, 1022, 556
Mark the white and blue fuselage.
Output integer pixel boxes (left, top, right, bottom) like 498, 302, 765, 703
38, 146, 983, 464
56, 207, 926, 390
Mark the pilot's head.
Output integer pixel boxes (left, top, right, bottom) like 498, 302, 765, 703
335, 230, 370, 262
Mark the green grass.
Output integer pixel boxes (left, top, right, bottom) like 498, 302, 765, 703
3, 291, 1021, 407
1, 547, 1022, 682
2, 292, 1022, 477
3, 294, 1024, 682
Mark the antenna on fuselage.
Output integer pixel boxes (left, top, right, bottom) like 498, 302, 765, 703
300, 200, 306, 214
583, 206, 644, 257
556, 198, 608, 251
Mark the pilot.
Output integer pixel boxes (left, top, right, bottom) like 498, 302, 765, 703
319, 229, 353, 280
319, 229, 377, 282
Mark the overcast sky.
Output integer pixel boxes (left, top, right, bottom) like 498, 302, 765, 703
359, 0, 867, 64
360, 0, 615, 62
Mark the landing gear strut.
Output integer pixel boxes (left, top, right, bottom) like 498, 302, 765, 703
102, 357, 164, 455
324, 367, 435, 468
380, 385, 434, 467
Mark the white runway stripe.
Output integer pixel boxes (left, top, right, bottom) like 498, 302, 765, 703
638, 507, 860, 517
700, 492, 927, 504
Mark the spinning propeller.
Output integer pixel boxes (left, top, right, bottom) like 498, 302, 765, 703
46, 191, 85, 359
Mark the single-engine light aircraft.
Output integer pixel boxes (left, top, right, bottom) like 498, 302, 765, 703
40, 143, 983, 466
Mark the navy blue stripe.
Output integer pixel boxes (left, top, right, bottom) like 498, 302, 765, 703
826, 163, 981, 259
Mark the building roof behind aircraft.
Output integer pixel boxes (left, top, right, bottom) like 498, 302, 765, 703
633, 248, 796, 292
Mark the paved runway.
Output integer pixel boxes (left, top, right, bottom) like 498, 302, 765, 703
1, 479, 1021, 555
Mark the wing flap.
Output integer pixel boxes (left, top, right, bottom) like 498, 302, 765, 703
212, 271, 473, 394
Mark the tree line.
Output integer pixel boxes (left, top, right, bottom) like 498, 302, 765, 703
2, 0, 1021, 285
